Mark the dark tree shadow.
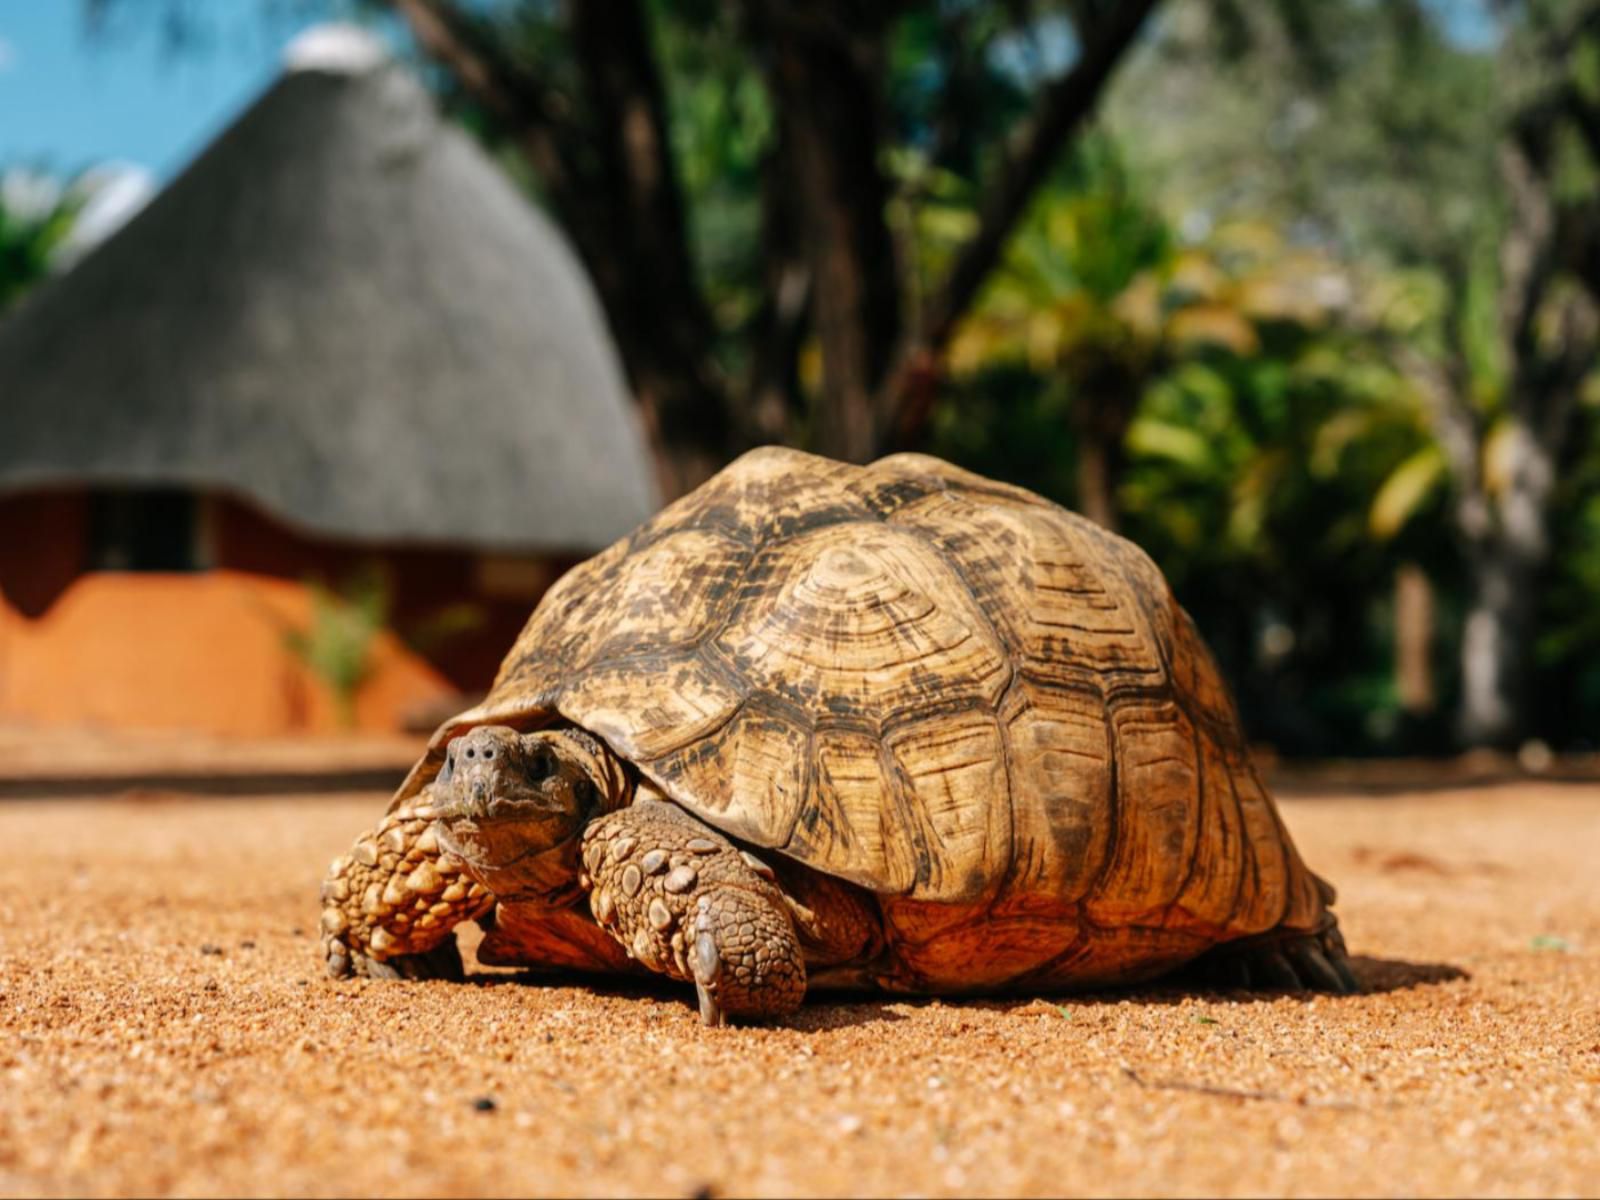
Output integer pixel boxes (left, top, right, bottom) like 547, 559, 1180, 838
450, 951, 1465, 1028
973, 952, 1469, 1015
1340, 954, 1469, 993
1118, 952, 1468, 1006
459, 963, 910, 1029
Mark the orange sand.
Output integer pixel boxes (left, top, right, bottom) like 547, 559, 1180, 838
0, 782, 1596, 1197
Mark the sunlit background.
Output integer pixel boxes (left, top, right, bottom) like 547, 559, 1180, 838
1, 0, 1595, 764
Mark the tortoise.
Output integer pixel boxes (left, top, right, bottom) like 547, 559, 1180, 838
320, 447, 1355, 1024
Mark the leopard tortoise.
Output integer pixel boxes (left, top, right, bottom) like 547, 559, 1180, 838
320, 447, 1354, 1024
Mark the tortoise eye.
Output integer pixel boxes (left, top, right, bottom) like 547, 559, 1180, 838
440, 749, 455, 781
526, 749, 555, 782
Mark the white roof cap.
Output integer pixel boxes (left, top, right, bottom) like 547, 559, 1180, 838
283, 22, 391, 75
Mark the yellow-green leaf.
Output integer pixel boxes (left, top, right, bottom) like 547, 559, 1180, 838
1127, 418, 1213, 469
1369, 445, 1446, 539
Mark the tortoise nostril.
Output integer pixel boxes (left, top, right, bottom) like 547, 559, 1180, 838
483, 748, 494, 760
465, 747, 476, 759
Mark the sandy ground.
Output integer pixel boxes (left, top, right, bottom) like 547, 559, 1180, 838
1, 783, 1596, 1198
0, 724, 424, 781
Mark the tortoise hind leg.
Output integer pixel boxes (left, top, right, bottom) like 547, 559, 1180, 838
320, 794, 494, 979
579, 802, 806, 1025
1187, 918, 1359, 994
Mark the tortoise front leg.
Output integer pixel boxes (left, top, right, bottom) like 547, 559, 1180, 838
320, 793, 493, 979
580, 802, 805, 1025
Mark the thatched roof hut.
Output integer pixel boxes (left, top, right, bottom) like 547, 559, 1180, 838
0, 26, 663, 738
0, 24, 658, 552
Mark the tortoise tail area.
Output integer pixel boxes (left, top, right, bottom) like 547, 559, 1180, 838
1178, 859, 1359, 994
1180, 910, 1359, 994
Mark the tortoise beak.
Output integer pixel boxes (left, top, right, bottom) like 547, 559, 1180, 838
459, 776, 496, 821
434, 773, 580, 869
436, 773, 571, 825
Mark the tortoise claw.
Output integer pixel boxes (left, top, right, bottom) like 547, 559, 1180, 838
695, 981, 726, 1027
1189, 916, 1361, 996
354, 938, 466, 982
1284, 941, 1353, 994
1251, 949, 1303, 991
693, 931, 726, 1027
1320, 937, 1361, 993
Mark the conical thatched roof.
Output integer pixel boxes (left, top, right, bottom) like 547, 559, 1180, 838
0, 25, 659, 552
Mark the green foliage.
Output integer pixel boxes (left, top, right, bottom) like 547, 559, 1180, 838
0, 170, 83, 311
65, 0, 1600, 753
930, 134, 1461, 752
1118, 326, 1451, 753
949, 137, 1177, 385
656, 5, 774, 339
1106, 0, 1500, 267
1068, 0, 1600, 751
282, 565, 391, 727
402, 601, 486, 656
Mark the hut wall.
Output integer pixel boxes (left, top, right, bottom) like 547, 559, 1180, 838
207, 495, 558, 690
0, 492, 90, 618
0, 569, 452, 735
0, 490, 563, 736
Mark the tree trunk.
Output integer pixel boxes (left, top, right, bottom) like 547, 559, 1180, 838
1075, 435, 1121, 531
756, 3, 901, 463
566, 0, 732, 496
1454, 411, 1558, 748
1070, 390, 1135, 531
1393, 563, 1435, 715
1414, 134, 1590, 749
1457, 542, 1540, 748
741, 118, 813, 448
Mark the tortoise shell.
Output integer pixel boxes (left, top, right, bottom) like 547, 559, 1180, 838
400, 447, 1328, 987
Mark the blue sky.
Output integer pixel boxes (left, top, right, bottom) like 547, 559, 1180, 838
0, 3, 394, 181
0, 1, 1503, 186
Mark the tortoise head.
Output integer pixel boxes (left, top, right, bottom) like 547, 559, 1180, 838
430, 725, 601, 905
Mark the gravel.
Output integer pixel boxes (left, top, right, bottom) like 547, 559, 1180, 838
1, 783, 1596, 1197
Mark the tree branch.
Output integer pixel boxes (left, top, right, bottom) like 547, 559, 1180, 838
388, 0, 577, 204
916, 0, 1160, 353
879, 0, 1162, 451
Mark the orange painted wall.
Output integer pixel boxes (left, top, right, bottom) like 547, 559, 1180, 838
206, 496, 554, 691
0, 570, 457, 736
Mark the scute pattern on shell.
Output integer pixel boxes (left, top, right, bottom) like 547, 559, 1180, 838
402, 447, 1325, 949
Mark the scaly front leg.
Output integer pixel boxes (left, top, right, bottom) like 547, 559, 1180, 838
320, 790, 494, 979
580, 801, 806, 1025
